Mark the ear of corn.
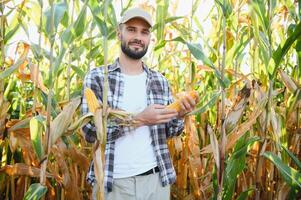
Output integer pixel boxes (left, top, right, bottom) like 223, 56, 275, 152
166, 91, 198, 112
84, 88, 100, 113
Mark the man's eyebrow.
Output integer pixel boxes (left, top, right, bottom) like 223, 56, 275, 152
126, 26, 136, 29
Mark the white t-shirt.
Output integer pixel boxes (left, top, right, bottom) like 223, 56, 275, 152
113, 71, 157, 178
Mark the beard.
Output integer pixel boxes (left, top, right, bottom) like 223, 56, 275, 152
121, 39, 148, 60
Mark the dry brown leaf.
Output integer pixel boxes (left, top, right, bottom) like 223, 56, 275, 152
207, 124, 220, 171
52, 146, 82, 200
29, 63, 48, 93
9, 128, 31, 153
278, 70, 298, 93
201, 95, 267, 154
224, 84, 251, 133
64, 146, 89, 171
16, 41, 30, 57
0, 163, 62, 182
15, 176, 26, 200
93, 142, 105, 200
50, 97, 81, 146
0, 94, 10, 138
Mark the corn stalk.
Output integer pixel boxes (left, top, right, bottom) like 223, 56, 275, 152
218, 0, 227, 199
40, 0, 55, 187
32, 1, 43, 114
0, 0, 5, 93
66, 0, 75, 101
94, 1, 110, 199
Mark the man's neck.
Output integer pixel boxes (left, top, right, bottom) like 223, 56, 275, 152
119, 53, 144, 75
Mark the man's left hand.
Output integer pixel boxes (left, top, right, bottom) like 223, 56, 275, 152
176, 93, 199, 118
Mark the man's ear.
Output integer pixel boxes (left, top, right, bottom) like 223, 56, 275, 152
117, 25, 122, 40
117, 30, 121, 40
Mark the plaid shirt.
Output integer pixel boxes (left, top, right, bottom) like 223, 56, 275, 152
81, 59, 184, 192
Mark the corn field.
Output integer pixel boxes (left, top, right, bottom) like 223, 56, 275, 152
0, 0, 301, 199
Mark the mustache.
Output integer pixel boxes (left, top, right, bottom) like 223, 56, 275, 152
129, 40, 144, 47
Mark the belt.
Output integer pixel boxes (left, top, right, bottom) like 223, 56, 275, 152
137, 166, 159, 176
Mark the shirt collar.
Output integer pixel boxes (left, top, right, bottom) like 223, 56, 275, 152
108, 58, 152, 75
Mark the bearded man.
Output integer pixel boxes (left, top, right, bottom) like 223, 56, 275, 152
81, 7, 198, 200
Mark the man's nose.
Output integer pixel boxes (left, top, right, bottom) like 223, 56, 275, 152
132, 38, 142, 44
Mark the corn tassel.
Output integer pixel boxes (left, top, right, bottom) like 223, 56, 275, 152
84, 88, 100, 113
167, 91, 198, 112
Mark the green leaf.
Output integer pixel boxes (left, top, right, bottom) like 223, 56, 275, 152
272, 21, 301, 77
61, 28, 74, 48
281, 145, 301, 171
231, 136, 260, 159
223, 135, 258, 199
30, 43, 51, 60
23, 183, 47, 200
186, 43, 230, 88
263, 152, 301, 189
297, 0, 301, 21
72, 2, 87, 38
44, 2, 68, 34
94, 16, 108, 37
152, 16, 183, 30
236, 188, 254, 200
30, 116, 45, 161
70, 64, 85, 79
4, 24, 20, 44
188, 91, 221, 115
0, 56, 26, 80
215, 0, 232, 18
156, 1, 169, 42
40, 91, 59, 118
288, 89, 301, 114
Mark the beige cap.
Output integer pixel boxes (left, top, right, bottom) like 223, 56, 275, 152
119, 8, 153, 27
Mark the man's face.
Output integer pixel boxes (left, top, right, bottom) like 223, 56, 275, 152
118, 18, 151, 60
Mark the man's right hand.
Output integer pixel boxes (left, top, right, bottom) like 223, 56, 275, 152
133, 104, 178, 126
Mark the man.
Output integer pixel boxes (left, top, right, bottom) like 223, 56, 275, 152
81, 7, 198, 200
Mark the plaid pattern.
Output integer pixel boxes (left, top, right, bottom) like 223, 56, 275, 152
81, 59, 184, 192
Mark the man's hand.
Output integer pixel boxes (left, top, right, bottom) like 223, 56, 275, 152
133, 104, 178, 126
176, 92, 199, 118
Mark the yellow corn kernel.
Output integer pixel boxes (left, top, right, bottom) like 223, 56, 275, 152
84, 88, 100, 113
166, 91, 198, 112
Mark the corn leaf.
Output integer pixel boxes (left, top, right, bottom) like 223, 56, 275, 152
272, 21, 301, 77
188, 91, 220, 115
223, 135, 259, 199
288, 89, 301, 114
207, 124, 220, 171
8, 118, 31, 132
0, 163, 61, 182
263, 152, 301, 189
236, 188, 254, 200
50, 97, 80, 146
72, 1, 87, 38
0, 56, 26, 80
29, 116, 45, 161
4, 24, 20, 44
44, 2, 68, 34
278, 69, 298, 93
281, 145, 301, 171
23, 183, 47, 200
186, 43, 230, 88
152, 16, 183, 30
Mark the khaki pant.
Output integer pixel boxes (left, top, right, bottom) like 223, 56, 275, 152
92, 173, 170, 200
